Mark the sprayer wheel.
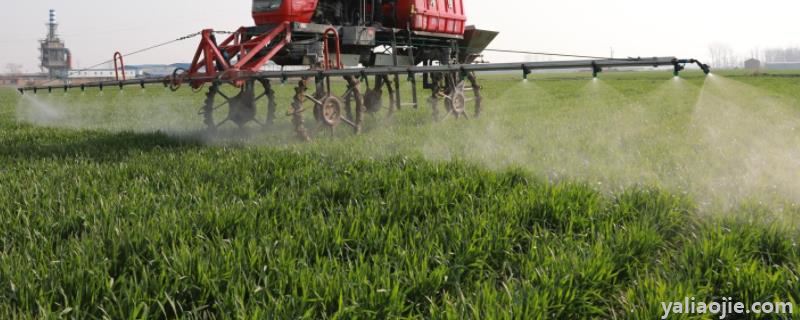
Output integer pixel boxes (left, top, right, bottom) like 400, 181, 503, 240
318, 95, 343, 127
450, 81, 467, 116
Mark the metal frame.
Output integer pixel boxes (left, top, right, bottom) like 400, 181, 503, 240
185, 22, 292, 88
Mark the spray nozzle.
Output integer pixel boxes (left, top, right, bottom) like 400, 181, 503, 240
673, 63, 685, 77
699, 63, 711, 75
592, 62, 602, 78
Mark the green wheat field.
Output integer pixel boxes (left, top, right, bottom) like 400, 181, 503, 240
1, 71, 798, 318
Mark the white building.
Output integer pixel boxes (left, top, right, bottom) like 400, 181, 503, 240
764, 62, 800, 71
68, 69, 140, 79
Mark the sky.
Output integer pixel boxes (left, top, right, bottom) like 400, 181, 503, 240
1, 0, 799, 73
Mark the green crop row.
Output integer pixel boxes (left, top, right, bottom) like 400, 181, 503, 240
0, 72, 798, 319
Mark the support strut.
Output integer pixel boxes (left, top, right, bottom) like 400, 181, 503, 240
466, 72, 482, 117
430, 73, 442, 120
385, 75, 396, 116
203, 83, 219, 133
258, 79, 277, 125
291, 79, 310, 141
345, 75, 364, 134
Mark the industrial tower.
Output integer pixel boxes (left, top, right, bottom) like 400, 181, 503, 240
39, 9, 71, 79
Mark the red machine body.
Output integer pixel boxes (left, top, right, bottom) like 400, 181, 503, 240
252, 0, 466, 35
182, 0, 485, 90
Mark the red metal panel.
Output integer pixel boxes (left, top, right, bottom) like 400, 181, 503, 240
395, 0, 466, 35
252, 0, 317, 25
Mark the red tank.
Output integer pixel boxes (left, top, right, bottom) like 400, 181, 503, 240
395, 0, 466, 35
252, 0, 318, 25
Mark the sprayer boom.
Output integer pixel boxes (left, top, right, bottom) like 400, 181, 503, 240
17, 55, 709, 140
17, 57, 705, 94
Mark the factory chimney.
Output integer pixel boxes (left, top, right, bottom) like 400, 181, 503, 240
40, 9, 71, 80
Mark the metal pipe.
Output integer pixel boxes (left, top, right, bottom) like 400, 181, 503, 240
408, 70, 418, 108
113, 52, 126, 81
391, 30, 401, 110
322, 28, 343, 70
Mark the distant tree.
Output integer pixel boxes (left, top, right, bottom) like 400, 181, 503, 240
708, 43, 738, 69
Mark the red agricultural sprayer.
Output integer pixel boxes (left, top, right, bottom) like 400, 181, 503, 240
18, 0, 710, 140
